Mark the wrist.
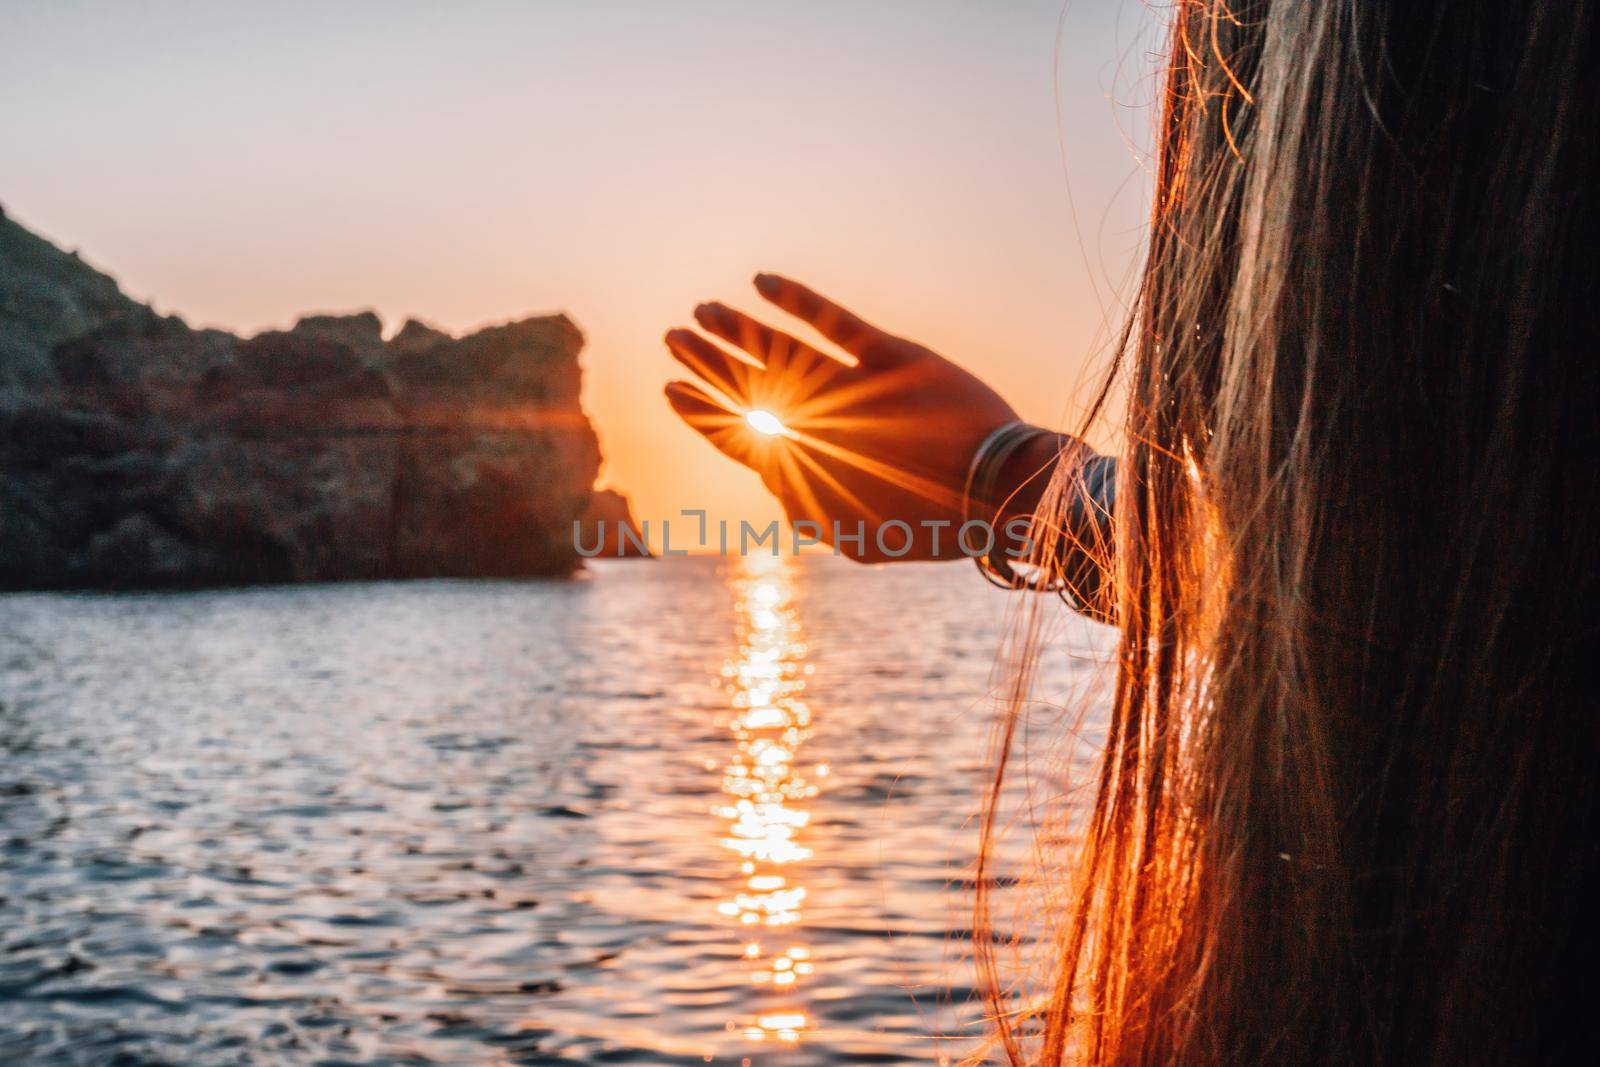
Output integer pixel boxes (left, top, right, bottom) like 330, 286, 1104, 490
992, 428, 1070, 527
963, 422, 1067, 526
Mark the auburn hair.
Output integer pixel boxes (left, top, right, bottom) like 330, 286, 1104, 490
979, 2, 1600, 1063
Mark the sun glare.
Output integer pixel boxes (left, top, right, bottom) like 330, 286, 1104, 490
715, 556, 817, 1047
745, 409, 791, 437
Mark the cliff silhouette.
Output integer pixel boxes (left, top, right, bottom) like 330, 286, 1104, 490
0, 205, 644, 588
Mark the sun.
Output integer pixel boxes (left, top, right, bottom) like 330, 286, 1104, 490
745, 409, 793, 437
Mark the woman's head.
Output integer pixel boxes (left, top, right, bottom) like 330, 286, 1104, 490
985, 2, 1600, 1062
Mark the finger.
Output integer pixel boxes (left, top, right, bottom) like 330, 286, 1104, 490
692, 302, 848, 405
664, 328, 761, 405
663, 380, 759, 467
664, 377, 738, 431
752, 273, 896, 366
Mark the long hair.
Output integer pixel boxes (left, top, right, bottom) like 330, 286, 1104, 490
981, 2, 1600, 1062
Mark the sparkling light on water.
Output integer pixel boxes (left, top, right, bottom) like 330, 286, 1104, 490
716, 554, 817, 1043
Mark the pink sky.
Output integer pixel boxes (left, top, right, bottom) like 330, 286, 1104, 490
1, 0, 1158, 541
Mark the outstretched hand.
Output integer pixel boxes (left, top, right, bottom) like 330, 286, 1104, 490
663, 274, 1025, 561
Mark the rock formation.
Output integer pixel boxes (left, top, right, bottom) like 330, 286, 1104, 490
0, 207, 641, 588
578, 488, 651, 558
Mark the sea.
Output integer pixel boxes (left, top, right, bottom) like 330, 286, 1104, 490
0, 555, 1113, 1065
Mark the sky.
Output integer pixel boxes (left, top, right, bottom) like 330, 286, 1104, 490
1, 0, 1161, 541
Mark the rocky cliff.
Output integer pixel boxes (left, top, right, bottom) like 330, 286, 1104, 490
0, 207, 639, 588
579, 488, 653, 558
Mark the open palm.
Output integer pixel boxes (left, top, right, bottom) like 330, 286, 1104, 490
664, 274, 1019, 561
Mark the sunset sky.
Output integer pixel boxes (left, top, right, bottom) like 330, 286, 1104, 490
1, 0, 1158, 541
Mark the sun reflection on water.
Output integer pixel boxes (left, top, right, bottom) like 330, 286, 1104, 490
715, 553, 819, 1044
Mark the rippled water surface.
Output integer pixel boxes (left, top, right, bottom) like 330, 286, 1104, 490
1, 556, 1112, 1064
